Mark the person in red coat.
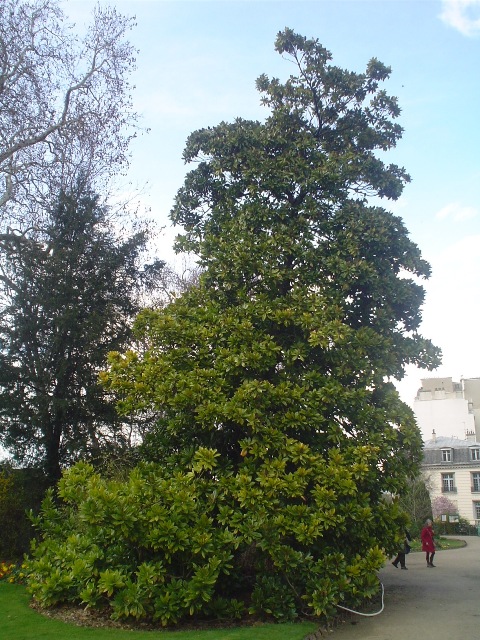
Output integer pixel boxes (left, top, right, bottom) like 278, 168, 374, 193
421, 519, 436, 567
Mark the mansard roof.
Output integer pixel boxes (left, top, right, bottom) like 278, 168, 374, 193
423, 436, 480, 449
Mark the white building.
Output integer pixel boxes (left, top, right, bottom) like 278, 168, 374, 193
414, 377, 480, 525
413, 377, 480, 441
422, 434, 480, 526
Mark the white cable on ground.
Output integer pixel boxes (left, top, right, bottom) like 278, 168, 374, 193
336, 582, 385, 617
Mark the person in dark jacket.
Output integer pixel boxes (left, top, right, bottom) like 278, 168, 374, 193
392, 530, 412, 570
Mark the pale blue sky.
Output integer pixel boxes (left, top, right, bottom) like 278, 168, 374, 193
67, 0, 480, 406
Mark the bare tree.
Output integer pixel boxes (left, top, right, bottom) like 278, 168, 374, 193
142, 258, 203, 308
0, 0, 138, 233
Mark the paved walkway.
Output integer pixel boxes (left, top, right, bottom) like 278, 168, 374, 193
330, 536, 480, 640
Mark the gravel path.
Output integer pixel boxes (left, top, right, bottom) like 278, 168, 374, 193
329, 536, 480, 640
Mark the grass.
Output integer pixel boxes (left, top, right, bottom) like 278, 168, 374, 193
409, 536, 467, 553
0, 583, 319, 640
434, 536, 467, 550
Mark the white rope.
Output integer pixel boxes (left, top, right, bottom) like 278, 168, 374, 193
336, 582, 385, 617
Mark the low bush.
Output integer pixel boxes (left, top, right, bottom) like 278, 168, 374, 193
0, 561, 15, 581
27, 452, 391, 626
28, 460, 237, 626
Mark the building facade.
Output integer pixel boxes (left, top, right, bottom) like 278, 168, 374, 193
413, 377, 480, 441
422, 434, 480, 526
413, 377, 480, 525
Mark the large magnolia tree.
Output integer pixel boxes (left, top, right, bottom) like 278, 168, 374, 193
28, 30, 441, 623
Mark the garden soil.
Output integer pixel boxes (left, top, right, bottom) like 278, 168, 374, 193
327, 535, 480, 640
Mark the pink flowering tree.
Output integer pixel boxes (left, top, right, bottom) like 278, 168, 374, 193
432, 495, 457, 520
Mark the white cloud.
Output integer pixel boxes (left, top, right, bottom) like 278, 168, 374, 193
435, 202, 478, 221
425, 235, 480, 315
440, 0, 480, 36
396, 234, 480, 406
421, 235, 480, 375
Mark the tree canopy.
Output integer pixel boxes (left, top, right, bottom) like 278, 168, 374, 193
29, 29, 441, 622
111, 27, 440, 463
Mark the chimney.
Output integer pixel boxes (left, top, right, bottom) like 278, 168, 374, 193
432, 429, 437, 443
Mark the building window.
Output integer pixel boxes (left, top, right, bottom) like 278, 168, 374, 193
470, 448, 480, 461
472, 473, 480, 492
474, 502, 480, 521
441, 449, 452, 462
442, 473, 456, 492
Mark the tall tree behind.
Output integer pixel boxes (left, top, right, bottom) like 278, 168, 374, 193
0, 183, 164, 484
399, 476, 432, 534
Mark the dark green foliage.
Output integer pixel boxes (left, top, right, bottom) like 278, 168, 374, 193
0, 463, 48, 559
0, 182, 164, 484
